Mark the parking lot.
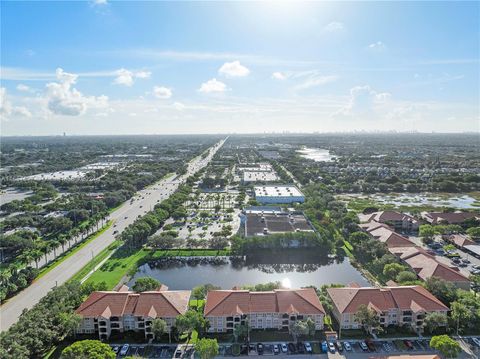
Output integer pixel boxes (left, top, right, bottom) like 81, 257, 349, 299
108, 337, 480, 358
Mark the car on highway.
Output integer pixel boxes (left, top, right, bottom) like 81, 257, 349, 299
120, 344, 129, 356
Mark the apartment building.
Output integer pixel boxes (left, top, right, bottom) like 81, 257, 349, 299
75, 289, 191, 340
359, 211, 419, 232
421, 211, 479, 225
359, 221, 415, 248
327, 285, 448, 333
204, 288, 325, 333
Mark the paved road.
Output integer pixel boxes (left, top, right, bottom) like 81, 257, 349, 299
0, 138, 226, 332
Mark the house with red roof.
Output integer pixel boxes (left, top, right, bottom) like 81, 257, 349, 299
204, 288, 325, 333
326, 285, 448, 333
421, 211, 479, 225
359, 211, 419, 232
75, 289, 191, 340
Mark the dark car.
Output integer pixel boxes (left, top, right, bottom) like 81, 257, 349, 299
257, 343, 264, 355
366, 340, 376, 352
336, 341, 343, 352
404, 340, 414, 350
296, 342, 305, 354
288, 343, 296, 353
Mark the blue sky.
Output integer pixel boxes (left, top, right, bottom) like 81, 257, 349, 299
1, 1, 479, 135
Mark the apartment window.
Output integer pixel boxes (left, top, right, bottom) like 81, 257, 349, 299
227, 317, 233, 321
297, 315, 304, 320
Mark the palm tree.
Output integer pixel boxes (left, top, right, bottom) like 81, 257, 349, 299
58, 234, 67, 254
51, 240, 60, 259
31, 249, 43, 269
0, 270, 12, 287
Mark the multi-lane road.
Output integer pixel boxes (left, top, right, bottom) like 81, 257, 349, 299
0, 138, 226, 332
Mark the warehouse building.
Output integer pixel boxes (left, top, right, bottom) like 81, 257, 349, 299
254, 185, 305, 204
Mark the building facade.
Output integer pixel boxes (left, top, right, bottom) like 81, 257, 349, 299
75, 289, 191, 340
327, 285, 449, 333
204, 289, 324, 333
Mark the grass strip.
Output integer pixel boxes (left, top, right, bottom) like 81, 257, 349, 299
36, 220, 113, 280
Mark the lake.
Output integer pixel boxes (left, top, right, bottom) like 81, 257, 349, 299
127, 253, 369, 290
297, 147, 337, 162
344, 193, 479, 210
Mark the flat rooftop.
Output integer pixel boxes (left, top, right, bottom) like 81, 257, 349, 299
254, 185, 304, 198
243, 171, 279, 182
245, 213, 313, 236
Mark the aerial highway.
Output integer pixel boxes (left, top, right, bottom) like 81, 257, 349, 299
0, 138, 226, 332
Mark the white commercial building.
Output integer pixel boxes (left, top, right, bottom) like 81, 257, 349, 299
254, 185, 305, 204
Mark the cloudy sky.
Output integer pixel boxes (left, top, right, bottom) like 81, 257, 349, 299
1, 1, 479, 135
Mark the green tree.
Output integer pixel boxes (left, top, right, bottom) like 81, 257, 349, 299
396, 271, 418, 284
175, 310, 208, 345
195, 338, 219, 359
466, 227, 480, 239
429, 335, 462, 358
132, 277, 161, 292
289, 318, 315, 342
383, 263, 405, 280
191, 283, 221, 300
419, 224, 436, 244
423, 312, 448, 334
233, 323, 249, 343
61, 340, 115, 359
425, 277, 457, 306
451, 301, 471, 335
151, 318, 167, 340
355, 304, 381, 334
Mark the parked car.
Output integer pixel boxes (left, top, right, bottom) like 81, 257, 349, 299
120, 344, 129, 356
112, 346, 119, 354
336, 341, 343, 352
328, 342, 336, 353
366, 340, 376, 352
273, 344, 279, 354
296, 342, 305, 354
462, 258, 470, 264
321, 341, 328, 353
472, 337, 480, 348
404, 340, 414, 350
304, 342, 312, 353
281, 343, 288, 353
257, 343, 264, 355
359, 341, 369, 351
343, 342, 352, 351
288, 343, 296, 353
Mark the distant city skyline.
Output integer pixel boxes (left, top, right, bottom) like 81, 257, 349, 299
1, 1, 479, 135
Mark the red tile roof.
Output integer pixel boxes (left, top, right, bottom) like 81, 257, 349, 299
326, 285, 448, 314
421, 212, 479, 225
204, 288, 325, 316
76, 290, 191, 318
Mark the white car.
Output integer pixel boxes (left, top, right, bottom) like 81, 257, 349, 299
343, 342, 352, 351
472, 337, 480, 348
304, 342, 312, 353
120, 344, 129, 356
281, 343, 288, 353
273, 344, 280, 354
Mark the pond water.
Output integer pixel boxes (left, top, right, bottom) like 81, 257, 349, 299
296, 147, 337, 162
346, 193, 479, 209
127, 253, 369, 290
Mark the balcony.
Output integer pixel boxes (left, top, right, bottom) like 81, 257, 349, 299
227, 317, 233, 321
99, 321, 107, 326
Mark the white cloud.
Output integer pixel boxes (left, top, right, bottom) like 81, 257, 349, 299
153, 86, 172, 99
324, 22, 345, 32
272, 72, 287, 80
0, 87, 32, 119
334, 85, 391, 117
114, 68, 151, 86
294, 74, 337, 91
173, 102, 186, 111
45, 68, 109, 116
368, 41, 387, 51
92, 0, 108, 5
135, 71, 152, 79
218, 61, 250, 77
16, 84, 31, 92
198, 78, 227, 93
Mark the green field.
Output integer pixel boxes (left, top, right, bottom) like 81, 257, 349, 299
85, 247, 230, 289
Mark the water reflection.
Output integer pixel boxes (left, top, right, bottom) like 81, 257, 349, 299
128, 251, 368, 290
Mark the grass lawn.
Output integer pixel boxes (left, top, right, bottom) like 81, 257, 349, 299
36, 220, 113, 280
84, 247, 149, 289
339, 329, 366, 339
68, 240, 122, 283
85, 246, 231, 289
